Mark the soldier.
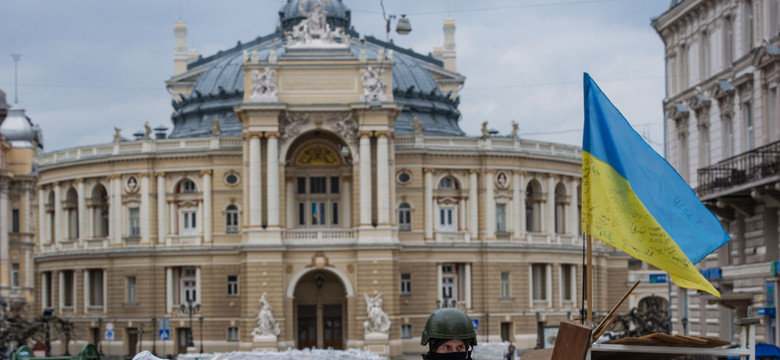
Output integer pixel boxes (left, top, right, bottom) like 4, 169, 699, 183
420, 308, 477, 360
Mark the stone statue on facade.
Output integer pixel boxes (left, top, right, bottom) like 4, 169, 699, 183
251, 295, 280, 339
250, 68, 278, 103
113, 127, 122, 143
211, 119, 221, 136
360, 66, 387, 102
363, 292, 391, 334
287, 0, 347, 48
481, 121, 489, 138
412, 117, 423, 135
510, 121, 518, 138
143, 122, 152, 139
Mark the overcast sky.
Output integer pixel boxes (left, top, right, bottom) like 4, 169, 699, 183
0, 0, 670, 153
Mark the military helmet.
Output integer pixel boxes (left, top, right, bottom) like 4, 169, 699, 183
420, 308, 477, 347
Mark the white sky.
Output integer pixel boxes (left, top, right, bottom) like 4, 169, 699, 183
0, 0, 670, 153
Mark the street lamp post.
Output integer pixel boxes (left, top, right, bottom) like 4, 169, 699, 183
198, 317, 204, 354
179, 298, 200, 349
42, 308, 53, 355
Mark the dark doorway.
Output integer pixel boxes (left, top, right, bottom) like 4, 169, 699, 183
177, 328, 189, 354
323, 304, 343, 349
298, 305, 317, 349
127, 328, 138, 356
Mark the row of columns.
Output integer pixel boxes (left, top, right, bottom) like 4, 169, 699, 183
44, 268, 107, 314
422, 169, 580, 240
246, 132, 280, 228
435, 263, 472, 309
38, 170, 216, 247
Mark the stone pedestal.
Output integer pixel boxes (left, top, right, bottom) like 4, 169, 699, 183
253, 334, 278, 352
363, 332, 389, 356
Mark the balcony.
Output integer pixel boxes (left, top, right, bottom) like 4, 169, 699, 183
697, 140, 780, 197
434, 231, 470, 243
283, 229, 356, 245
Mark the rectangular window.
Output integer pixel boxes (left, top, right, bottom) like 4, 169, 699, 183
330, 176, 340, 194
332, 202, 339, 225
745, 101, 754, 150
532, 264, 547, 301
11, 209, 20, 233
496, 204, 507, 232
226, 207, 239, 233
298, 203, 305, 226
227, 275, 239, 297
744, 0, 754, 52
310, 177, 327, 194
770, 0, 779, 35
562, 264, 574, 302
724, 15, 734, 65
127, 276, 137, 304
227, 327, 239, 342
89, 269, 104, 307
501, 272, 511, 299
700, 30, 710, 80
43, 272, 52, 308
724, 115, 735, 157
699, 125, 710, 167
400, 273, 411, 295
129, 208, 140, 237
297, 177, 306, 194
771, 87, 779, 141
182, 211, 197, 235
401, 324, 413, 339
11, 263, 20, 288
63, 270, 74, 307
399, 205, 411, 231
311, 201, 326, 225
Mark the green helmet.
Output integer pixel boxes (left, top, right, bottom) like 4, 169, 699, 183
420, 308, 477, 347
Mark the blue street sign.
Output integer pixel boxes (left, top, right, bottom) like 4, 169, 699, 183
649, 274, 667, 284
104, 331, 115, 341
758, 307, 776, 318
471, 319, 479, 330
158, 329, 170, 340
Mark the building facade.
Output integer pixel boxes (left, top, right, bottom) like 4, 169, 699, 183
654, 0, 780, 344
0, 89, 42, 309
33, 1, 630, 358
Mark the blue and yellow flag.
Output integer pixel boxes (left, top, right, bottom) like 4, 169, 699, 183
582, 73, 729, 297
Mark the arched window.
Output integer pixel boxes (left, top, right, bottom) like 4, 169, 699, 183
65, 187, 79, 240
226, 205, 239, 233
91, 184, 109, 238
177, 179, 197, 193
526, 180, 542, 232
439, 177, 456, 189
398, 203, 411, 232
555, 182, 567, 234
46, 191, 55, 243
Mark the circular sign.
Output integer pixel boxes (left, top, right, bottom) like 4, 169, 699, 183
105, 322, 114, 331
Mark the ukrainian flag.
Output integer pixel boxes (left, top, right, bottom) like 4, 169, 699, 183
582, 73, 729, 297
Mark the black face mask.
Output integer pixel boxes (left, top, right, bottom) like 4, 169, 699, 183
428, 352, 469, 360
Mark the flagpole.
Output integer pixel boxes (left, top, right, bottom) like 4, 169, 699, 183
586, 234, 593, 325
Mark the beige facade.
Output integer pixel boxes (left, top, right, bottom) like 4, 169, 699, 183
655, 0, 780, 345
31, 3, 630, 358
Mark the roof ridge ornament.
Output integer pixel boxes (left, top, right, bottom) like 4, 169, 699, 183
286, 0, 348, 48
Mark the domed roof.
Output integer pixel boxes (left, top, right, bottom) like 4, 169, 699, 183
0, 107, 43, 149
169, 1, 464, 138
279, 0, 351, 32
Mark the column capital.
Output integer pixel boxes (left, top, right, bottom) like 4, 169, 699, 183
512, 170, 525, 176
341, 176, 352, 182
265, 131, 281, 139
75, 178, 85, 184
468, 169, 480, 175
374, 130, 392, 138
357, 130, 373, 139
244, 131, 263, 140
36, 185, 45, 191
105, 174, 120, 181
200, 169, 213, 176
484, 169, 496, 175
51, 181, 60, 186
155, 172, 166, 178
423, 167, 436, 174
137, 172, 150, 178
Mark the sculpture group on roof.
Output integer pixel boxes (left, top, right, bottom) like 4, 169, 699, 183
287, 0, 347, 48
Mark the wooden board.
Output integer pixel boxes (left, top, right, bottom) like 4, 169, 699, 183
551, 322, 593, 360
521, 348, 553, 360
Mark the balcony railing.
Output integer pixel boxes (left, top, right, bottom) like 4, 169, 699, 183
697, 140, 780, 196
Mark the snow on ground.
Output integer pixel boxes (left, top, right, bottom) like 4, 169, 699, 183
472, 342, 511, 360
168, 342, 513, 360
177, 348, 388, 360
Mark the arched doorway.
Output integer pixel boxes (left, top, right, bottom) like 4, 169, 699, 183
293, 270, 347, 350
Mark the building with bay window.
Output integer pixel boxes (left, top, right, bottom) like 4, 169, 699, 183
655, 0, 780, 345
33, 1, 629, 358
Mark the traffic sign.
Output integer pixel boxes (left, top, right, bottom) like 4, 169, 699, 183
105, 322, 114, 331
158, 329, 170, 340
471, 319, 479, 330
105, 330, 115, 341
159, 318, 170, 331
